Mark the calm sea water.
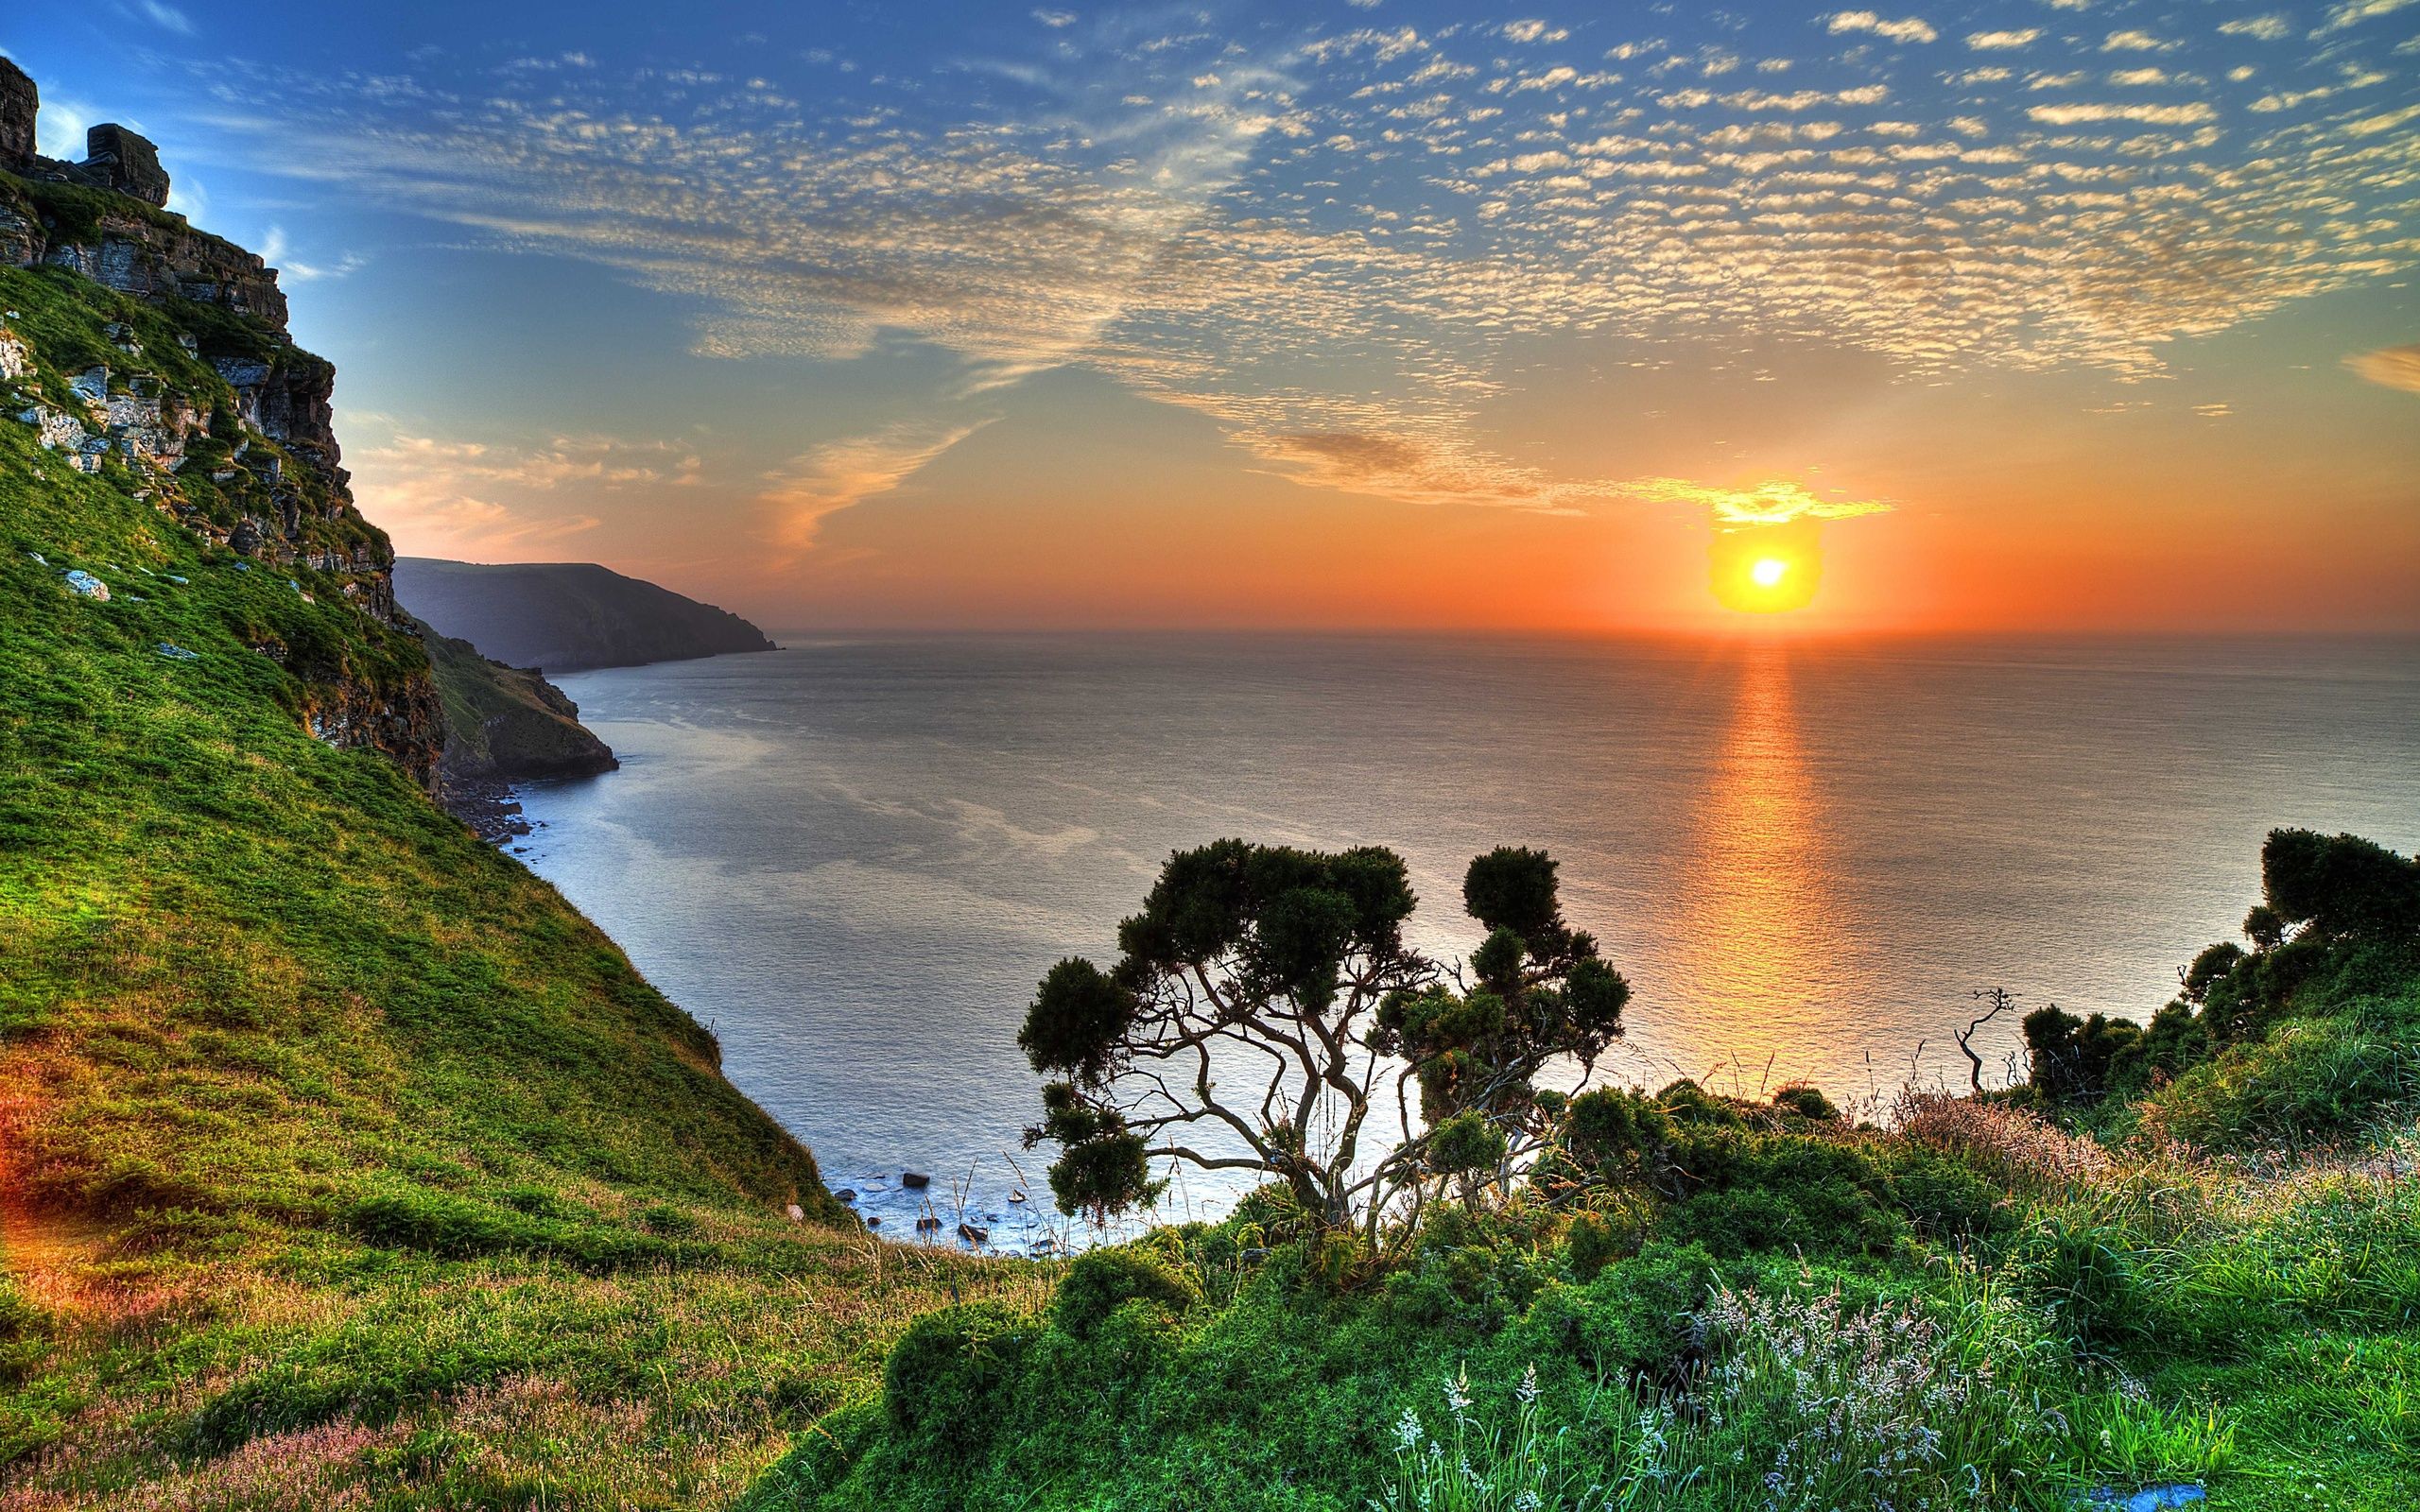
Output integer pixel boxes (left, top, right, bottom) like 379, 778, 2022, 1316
513, 635, 2420, 1244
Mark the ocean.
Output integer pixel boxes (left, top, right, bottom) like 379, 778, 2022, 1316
511, 633, 2420, 1246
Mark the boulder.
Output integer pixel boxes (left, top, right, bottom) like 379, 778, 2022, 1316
957, 1223, 989, 1244
900, 1171, 930, 1190
63, 569, 108, 600
784, 1203, 804, 1223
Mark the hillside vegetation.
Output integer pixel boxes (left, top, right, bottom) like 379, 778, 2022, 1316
746, 833, 2420, 1512
0, 238, 1027, 1507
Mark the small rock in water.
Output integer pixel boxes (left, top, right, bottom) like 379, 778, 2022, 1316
1008, 1190, 1028, 1204
901, 1172, 930, 1189
63, 569, 108, 600
958, 1223, 988, 1244
785, 1203, 804, 1223
834, 1189, 857, 1203
914, 1215, 942, 1231
864, 1215, 881, 1228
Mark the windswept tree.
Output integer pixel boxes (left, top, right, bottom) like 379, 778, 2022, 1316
1018, 840, 1631, 1240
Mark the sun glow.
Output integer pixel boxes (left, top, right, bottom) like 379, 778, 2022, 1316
1709, 524, 1823, 614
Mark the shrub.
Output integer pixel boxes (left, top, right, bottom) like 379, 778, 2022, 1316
880, 1302, 1039, 1460
1770, 1082, 1839, 1123
1050, 1245, 1200, 1339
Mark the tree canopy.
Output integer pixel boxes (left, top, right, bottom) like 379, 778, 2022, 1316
1018, 840, 1632, 1236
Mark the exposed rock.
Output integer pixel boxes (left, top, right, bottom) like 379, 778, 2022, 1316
63, 569, 108, 600
957, 1223, 989, 1243
901, 1172, 931, 1190
835, 1189, 857, 1203
80, 125, 168, 207
0, 61, 34, 173
785, 1203, 805, 1223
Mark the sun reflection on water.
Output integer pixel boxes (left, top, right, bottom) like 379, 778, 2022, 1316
1661, 644, 1854, 1093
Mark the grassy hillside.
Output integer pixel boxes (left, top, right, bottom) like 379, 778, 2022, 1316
0, 256, 1032, 1507
417, 618, 618, 782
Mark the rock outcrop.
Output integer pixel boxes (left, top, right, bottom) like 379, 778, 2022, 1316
1, 65, 440, 787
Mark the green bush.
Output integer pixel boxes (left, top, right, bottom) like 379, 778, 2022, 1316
880, 1302, 1039, 1459
1050, 1245, 1200, 1338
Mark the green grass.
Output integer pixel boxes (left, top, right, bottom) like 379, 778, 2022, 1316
0, 244, 1031, 1507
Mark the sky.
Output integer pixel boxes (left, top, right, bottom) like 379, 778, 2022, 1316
7, 1, 2418, 633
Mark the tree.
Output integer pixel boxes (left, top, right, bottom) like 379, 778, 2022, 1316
2260, 829, 2420, 943
1017, 840, 1631, 1242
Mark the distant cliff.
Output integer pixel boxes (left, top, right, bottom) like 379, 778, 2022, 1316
396, 558, 778, 674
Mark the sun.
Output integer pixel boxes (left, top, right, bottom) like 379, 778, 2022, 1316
1708, 524, 1823, 613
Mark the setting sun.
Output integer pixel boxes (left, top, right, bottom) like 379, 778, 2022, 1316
1750, 557, 1789, 589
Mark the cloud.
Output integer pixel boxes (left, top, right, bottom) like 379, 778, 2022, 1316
1031, 9, 1076, 26
2027, 101, 2216, 124
1966, 28, 2042, 49
1618, 477, 1894, 528
2100, 29, 2178, 51
184, 11, 2420, 533
759, 419, 995, 552
344, 429, 694, 558
2347, 344, 2420, 393
1827, 11, 1940, 43
2318, 0, 2420, 33
2217, 15, 2292, 40
138, 1, 195, 35
1501, 21, 1570, 43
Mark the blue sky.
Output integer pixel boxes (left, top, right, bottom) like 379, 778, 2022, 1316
7, 1, 2418, 629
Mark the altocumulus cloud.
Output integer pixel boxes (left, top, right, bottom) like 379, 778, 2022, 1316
175, 1, 2420, 534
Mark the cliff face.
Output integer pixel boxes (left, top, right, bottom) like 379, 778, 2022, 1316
0, 60, 440, 787
397, 558, 778, 675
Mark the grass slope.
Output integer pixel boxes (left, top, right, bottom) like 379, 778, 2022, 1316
0, 258, 1033, 1507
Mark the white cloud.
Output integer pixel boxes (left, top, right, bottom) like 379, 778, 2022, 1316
1032, 9, 1077, 27
139, 1, 195, 35
1967, 28, 2042, 49
345, 429, 696, 559
1827, 11, 1940, 43
1502, 21, 1570, 43
2101, 29, 2178, 51
2346, 343, 2420, 393
2318, 0, 2420, 33
2027, 101, 2216, 123
2218, 15, 2292, 40
759, 419, 994, 552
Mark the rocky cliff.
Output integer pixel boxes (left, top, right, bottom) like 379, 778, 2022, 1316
0, 60, 441, 786
397, 558, 778, 674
